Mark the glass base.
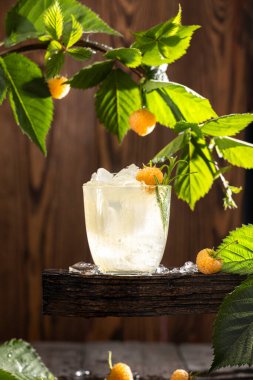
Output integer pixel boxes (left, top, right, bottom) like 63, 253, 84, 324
99, 270, 153, 276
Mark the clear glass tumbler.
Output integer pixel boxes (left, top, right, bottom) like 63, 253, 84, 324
83, 183, 171, 275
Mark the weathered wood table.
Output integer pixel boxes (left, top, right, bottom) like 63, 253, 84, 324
42, 264, 249, 379
35, 342, 253, 379
43, 264, 244, 317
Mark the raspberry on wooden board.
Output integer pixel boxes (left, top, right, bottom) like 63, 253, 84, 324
196, 248, 222, 275
170, 369, 189, 380
107, 352, 133, 380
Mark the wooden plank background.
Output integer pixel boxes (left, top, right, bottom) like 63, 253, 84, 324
0, 0, 253, 342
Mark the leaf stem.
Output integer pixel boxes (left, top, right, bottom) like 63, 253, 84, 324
214, 161, 237, 209
108, 351, 113, 370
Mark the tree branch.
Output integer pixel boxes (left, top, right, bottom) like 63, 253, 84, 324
0, 39, 143, 78
0, 39, 110, 56
0, 41, 48, 57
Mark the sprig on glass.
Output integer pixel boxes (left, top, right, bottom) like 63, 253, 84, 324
149, 156, 196, 229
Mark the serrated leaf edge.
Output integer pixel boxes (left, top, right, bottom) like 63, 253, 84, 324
0, 56, 46, 153
211, 276, 253, 371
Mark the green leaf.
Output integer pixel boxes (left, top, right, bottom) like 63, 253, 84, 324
145, 81, 217, 127
158, 25, 200, 62
105, 48, 142, 68
174, 135, 215, 210
0, 64, 7, 105
143, 80, 170, 92
63, 14, 82, 48
43, 0, 63, 40
5, 0, 120, 46
45, 40, 64, 78
216, 224, 253, 275
45, 39, 62, 54
201, 113, 253, 137
229, 185, 242, 194
66, 47, 92, 61
157, 88, 186, 123
0, 339, 55, 379
175, 121, 203, 138
0, 368, 51, 380
0, 53, 53, 154
145, 89, 176, 127
215, 137, 253, 169
45, 51, 64, 78
132, 7, 200, 66
0, 370, 19, 380
69, 60, 114, 89
211, 276, 253, 371
152, 132, 190, 163
148, 81, 217, 124
155, 185, 171, 231
213, 165, 231, 180
173, 4, 182, 24
95, 68, 142, 142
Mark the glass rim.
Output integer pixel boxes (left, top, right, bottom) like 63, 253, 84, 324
82, 183, 172, 189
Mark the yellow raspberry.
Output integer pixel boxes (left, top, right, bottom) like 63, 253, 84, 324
107, 352, 133, 380
170, 369, 189, 380
47, 76, 70, 99
129, 108, 156, 136
196, 248, 222, 275
136, 166, 163, 186
107, 363, 133, 380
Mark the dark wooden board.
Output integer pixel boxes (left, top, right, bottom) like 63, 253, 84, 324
43, 268, 244, 317
34, 342, 253, 379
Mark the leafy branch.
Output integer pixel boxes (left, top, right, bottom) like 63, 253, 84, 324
0, 0, 252, 211
153, 114, 253, 210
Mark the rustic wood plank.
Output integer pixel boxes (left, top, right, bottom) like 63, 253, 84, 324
33, 343, 84, 378
42, 268, 244, 317
34, 342, 184, 379
34, 342, 253, 379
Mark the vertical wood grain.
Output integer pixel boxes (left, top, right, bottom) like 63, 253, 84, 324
0, 0, 252, 342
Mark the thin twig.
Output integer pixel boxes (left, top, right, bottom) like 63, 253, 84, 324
0, 39, 144, 77
0, 41, 48, 57
0, 39, 109, 56
214, 161, 237, 209
214, 161, 229, 191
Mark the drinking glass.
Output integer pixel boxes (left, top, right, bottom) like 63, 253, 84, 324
83, 183, 171, 275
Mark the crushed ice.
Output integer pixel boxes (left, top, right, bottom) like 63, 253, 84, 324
86, 164, 140, 186
156, 261, 198, 274
69, 262, 100, 275
69, 261, 198, 275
